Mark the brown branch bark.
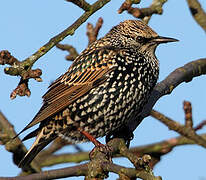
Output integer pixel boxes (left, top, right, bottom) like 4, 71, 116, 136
150, 110, 206, 149
0, 111, 41, 173
0, 164, 89, 180
0, 51, 42, 99
118, 0, 168, 24
0, 162, 161, 180
66, 0, 91, 11
0, 138, 161, 180
57, 18, 104, 61
186, 0, 206, 32
38, 133, 206, 168
15, 0, 111, 73
7, 131, 204, 179
141, 0, 168, 23
56, 44, 79, 61
118, 0, 141, 14
183, 101, 193, 128
194, 120, 206, 131
87, 17, 103, 45
102, 163, 161, 180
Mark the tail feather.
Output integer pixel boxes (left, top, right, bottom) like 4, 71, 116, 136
18, 130, 57, 168
22, 128, 40, 142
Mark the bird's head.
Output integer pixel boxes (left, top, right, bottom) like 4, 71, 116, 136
105, 20, 178, 55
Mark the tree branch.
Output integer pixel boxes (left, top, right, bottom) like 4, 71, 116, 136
0, 164, 89, 180
118, 0, 168, 24
0, 51, 42, 99
0, 0, 111, 99
150, 110, 206, 148
186, 0, 206, 32
0, 111, 41, 173
118, 0, 141, 14
183, 101, 193, 128
194, 120, 206, 131
38, 133, 206, 168
66, 0, 92, 11
102, 163, 162, 180
0, 138, 161, 180
56, 44, 79, 61
87, 17, 103, 45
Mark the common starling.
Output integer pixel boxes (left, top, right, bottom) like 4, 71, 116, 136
18, 20, 177, 167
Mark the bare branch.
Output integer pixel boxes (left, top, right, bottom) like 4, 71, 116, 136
150, 110, 206, 149
118, 0, 168, 24
87, 17, 103, 45
0, 0, 111, 98
56, 44, 79, 61
66, 0, 91, 11
186, 0, 206, 32
118, 0, 141, 14
0, 164, 89, 180
39, 133, 206, 168
0, 162, 161, 180
18, 0, 110, 72
194, 120, 206, 131
0, 51, 42, 99
0, 138, 161, 180
183, 101, 193, 128
0, 50, 19, 65
0, 111, 41, 173
102, 163, 162, 180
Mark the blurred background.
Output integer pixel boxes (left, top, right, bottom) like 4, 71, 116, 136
0, 0, 206, 179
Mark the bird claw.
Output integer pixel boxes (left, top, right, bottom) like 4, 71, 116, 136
89, 143, 113, 162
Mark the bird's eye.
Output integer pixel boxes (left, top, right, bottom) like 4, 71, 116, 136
137, 36, 144, 42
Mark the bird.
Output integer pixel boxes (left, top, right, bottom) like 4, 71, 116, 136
17, 20, 178, 167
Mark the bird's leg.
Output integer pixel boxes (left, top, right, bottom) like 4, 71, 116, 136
77, 128, 112, 160
78, 127, 102, 147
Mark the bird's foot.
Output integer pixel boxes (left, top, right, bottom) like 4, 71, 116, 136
89, 143, 113, 162
77, 128, 112, 161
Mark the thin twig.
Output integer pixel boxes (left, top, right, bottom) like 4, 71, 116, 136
102, 163, 161, 180
87, 17, 103, 45
66, 0, 91, 11
186, 0, 206, 32
183, 101, 193, 128
0, 111, 41, 173
118, 0, 168, 24
150, 110, 206, 149
0, 164, 89, 180
1, 0, 111, 98
194, 120, 206, 131
118, 0, 141, 14
56, 44, 79, 61
15, 0, 111, 73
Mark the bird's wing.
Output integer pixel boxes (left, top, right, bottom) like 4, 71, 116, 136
17, 48, 116, 135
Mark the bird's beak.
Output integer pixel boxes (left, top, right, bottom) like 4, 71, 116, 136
152, 36, 179, 44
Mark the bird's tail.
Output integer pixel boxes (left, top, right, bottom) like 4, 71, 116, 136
18, 129, 56, 168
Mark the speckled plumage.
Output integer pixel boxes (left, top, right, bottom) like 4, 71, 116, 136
18, 20, 177, 167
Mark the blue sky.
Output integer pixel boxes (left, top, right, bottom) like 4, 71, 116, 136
0, 0, 206, 179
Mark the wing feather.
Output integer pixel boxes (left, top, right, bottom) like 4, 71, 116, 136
19, 48, 117, 132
